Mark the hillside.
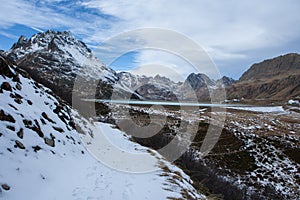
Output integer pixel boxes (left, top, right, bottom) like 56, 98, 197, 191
227, 53, 300, 101
239, 53, 300, 82
0, 55, 205, 199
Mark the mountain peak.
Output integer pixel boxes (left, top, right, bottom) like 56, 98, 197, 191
11, 35, 28, 50
185, 73, 214, 89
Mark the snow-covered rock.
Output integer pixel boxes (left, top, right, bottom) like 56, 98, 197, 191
288, 99, 300, 105
6, 30, 139, 103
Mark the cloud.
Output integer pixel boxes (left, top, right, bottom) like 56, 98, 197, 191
0, 31, 18, 40
0, 0, 113, 41
1, 0, 300, 79
82, 0, 300, 78
30, 26, 44, 33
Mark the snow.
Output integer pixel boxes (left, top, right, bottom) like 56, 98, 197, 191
226, 106, 285, 113
288, 99, 300, 105
0, 61, 204, 199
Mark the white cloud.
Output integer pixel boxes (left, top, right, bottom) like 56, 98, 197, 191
0, 0, 112, 39
82, 0, 300, 78
0, 31, 18, 40
1, 0, 300, 78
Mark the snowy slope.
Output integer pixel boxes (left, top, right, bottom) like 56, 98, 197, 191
0, 56, 205, 199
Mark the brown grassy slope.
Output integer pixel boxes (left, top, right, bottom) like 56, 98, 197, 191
227, 53, 300, 101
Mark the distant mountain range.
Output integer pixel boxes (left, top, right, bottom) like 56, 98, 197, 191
4, 30, 300, 103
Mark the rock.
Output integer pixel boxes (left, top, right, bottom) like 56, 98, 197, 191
15, 140, 25, 149
41, 112, 55, 123
17, 128, 24, 139
52, 126, 64, 133
11, 35, 28, 50
1, 184, 10, 191
12, 74, 20, 82
27, 100, 32, 105
6, 126, 15, 131
0, 109, 15, 123
44, 137, 55, 147
1, 82, 12, 92
0, 56, 15, 78
14, 98, 22, 104
16, 83, 22, 90
32, 145, 42, 152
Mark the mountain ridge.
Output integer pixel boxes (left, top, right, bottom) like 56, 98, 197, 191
6, 30, 300, 103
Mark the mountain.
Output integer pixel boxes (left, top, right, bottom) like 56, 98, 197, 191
227, 53, 300, 101
216, 76, 236, 87
6, 30, 138, 104
117, 72, 180, 101
0, 54, 205, 199
6, 30, 234, 103
118, 72, 233, 102
239, 53, 300, 82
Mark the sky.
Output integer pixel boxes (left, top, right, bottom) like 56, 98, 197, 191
0, 0, 300, 81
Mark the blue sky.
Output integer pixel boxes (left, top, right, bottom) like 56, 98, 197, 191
1, 0, 300, 81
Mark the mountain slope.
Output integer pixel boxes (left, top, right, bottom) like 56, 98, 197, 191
239, 53, 300, 82
0, 55, 205, 199
6, 30, 138, 104
227, 53, 300, 101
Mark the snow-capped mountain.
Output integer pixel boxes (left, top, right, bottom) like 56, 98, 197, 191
117, 72, 181, 101
6, 30, 234, 103
6, 30, 139, 103
0, 54, 205, 199
118, 72, 233, 102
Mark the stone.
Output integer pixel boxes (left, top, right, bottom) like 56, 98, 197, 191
15, 140, 25, 149
1, 82, 12, 92
44, 137, 55, 147
17, 128, 24, 139
15, 83, 22, 90
1, 184, 10, 191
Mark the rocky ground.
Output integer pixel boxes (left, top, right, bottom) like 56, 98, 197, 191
102, 102, 300, 200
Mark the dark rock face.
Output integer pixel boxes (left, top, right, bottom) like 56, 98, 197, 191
0, 55, 17, 78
